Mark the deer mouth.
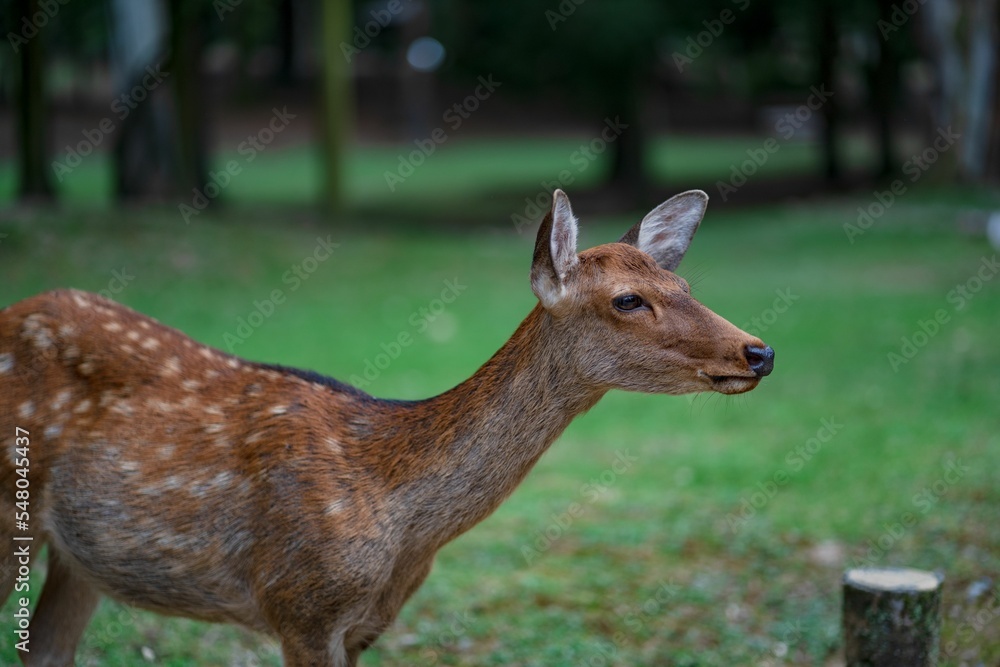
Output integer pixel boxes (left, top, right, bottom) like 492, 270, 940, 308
701, 372, 760, 395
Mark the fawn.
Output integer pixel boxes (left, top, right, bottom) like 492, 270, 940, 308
0, 189, 773, 666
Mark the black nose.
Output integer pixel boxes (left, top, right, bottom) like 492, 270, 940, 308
745, 345, 774, 377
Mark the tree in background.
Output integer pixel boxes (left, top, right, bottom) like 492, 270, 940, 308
321, 0, 353, 213
436, 0, 670, 204
166, 0, 209, 199
11, 0, 53, 202
914, 0, 998, 183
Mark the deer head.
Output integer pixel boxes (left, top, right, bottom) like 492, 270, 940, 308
531, 189, 773, 396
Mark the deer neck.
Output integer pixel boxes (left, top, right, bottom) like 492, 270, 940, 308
381, 304, 606, 547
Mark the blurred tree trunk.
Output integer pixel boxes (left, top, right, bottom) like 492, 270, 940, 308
168, 0, 208, 195
16, 0, 54, 202
277, 0, 296, 85
959, 0, 998, 180
872, 0, 899, 178
320, 0, 353, 213
606, 81, 647, 206
989, 27, 1000, 183
110, 0, 173, 200
817, 0, 842, 184
917, 0, 997, 182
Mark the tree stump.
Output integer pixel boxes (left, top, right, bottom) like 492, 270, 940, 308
843, 567, 943, 666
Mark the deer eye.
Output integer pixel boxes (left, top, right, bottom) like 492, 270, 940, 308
613, 294, 645, 312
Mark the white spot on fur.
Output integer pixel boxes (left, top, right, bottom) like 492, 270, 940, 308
58, 324, 77, 337
182, 379, 201, 392
198, 348, 215, 360
246, 432, 264, 444
22, 316, 55, 352
148, 399, 175, 413
209, 471, 234, 491
325, 499, 347, 516
111, 401, 134, 417
18, 401, 34, 419
74, 399, 92, 414
52, 389, 72, 411
44, 424, 63, 439
103, 321, 123, 333
126, 330, 141, 341
120, 344, 135, 355
71, 292, 90, 308
119, 460, 140, 472
158, 443, 176, 459
205, 369, 220, 380
78, 357, 96, 376
203, 405, 223, 416
205, 424, 224, 434
163, 476, 183, 491
323, 437, 344, 455
0, 353, 12, 374
141, 337, 160, 350
163, 356, 181, 376
269, 405, 288, 415
226, 358, 240, 369
138, 321, 151, 330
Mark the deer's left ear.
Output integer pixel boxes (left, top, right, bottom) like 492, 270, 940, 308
531, 189, 579, 308
619, 190, 708, 271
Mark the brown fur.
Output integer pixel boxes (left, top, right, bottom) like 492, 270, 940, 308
0, 192, 770, 666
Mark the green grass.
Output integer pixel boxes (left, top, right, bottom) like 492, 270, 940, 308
1, 140, 999, 665
0, 131, 877, 212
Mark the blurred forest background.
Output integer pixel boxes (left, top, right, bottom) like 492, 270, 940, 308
1, 0, 998, 211
1, 1, 1000, 666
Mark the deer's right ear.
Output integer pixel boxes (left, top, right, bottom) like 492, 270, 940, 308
531, 189, 579, 308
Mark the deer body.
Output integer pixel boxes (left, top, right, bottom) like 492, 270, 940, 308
0, 191, 772, 666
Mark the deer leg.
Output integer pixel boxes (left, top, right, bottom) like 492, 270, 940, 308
23, 549, 101, 667
281, 634, 352, 667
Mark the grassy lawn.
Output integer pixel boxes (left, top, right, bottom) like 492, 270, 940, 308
0, 138, 998, 665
